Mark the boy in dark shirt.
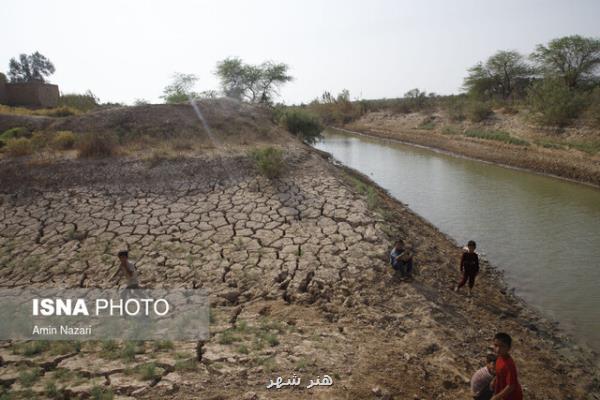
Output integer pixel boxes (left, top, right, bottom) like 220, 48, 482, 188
491, 332, 523, 400
455, 240, 479, 296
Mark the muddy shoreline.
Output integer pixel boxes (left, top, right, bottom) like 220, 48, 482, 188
0, 147, 599, 397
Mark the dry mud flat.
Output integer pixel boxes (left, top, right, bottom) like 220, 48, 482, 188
0, 148, 599, 400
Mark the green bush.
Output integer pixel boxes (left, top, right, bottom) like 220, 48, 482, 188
77, 133, 117, 158
584, 87, 600, 127
527, 78, 586, 127
4, 137, 34, 156
464, 129, 529, 146
90, 385, 114, 400
250, 147, 285, 179
52, 131, 76, 149
0, 127, 31, 147
19, 368, 41, 386
466, 101, 493, 122
120, 341, 137, 362
280, 109, 323, 144
446, 98, 466, 121
137, 362, 159, 381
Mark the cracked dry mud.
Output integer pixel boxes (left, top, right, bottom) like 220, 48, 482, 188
0, 148, 599, 400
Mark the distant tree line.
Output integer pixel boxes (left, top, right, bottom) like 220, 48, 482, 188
304, 35, 600, 128
161, 58, 292, 107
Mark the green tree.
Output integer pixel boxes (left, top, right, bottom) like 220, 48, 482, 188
464, 51, 532, 100
527, 78, 586, 126
280, 109, 322, 144
8, 51, 55, 83
161, 73, 199, 104
404, 88, 428, 109
215, 58, 292, 105
531, 35, 600, 88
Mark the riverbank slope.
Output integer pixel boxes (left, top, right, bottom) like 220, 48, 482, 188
0, 101, 598, 399
345, 110, 600, 187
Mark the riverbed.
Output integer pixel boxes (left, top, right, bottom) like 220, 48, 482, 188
315, 128, 600, 352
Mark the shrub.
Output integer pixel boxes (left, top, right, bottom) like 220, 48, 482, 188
39, 106, 80, 117
12, 340, 50, 356
466, 101, 493, 122
418, 115, 436, 130
4, 137, 34, 156
153, 340, 174, 351
218, 330, 241, 345
442, 125, 461, 135
52, 131, 76, 149
1, 126, 31, 141
30, 131, 52, 149
250, 147, 285, 179
58, 91, 99, 112
77, 133, 117, 158
137, 363, 158, 381
18, 368, 41, 386
527, 78, 586, 127
584, 87, 600, 127
90, 385, 114, 400
446, 98, 466, 121
45, 380, 60, 398
120, 342, 137, 362
280, 109, 323, 144
464, 129, 529, 146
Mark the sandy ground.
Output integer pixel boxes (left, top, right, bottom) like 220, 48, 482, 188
346, 111, 600, 187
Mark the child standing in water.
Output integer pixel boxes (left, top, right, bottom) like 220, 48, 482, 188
455, 240, 479, 296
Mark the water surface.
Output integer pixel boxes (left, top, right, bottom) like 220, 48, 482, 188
315, 128, 600, 352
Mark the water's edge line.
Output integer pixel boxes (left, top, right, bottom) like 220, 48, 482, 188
330, 126, 600, 190
309, 138, 599, 364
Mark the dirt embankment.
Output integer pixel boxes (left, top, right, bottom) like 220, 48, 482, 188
345, 111, 600, 187
0, 102, 599, 399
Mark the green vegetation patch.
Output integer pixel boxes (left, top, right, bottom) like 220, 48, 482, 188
464, 129, 529, 146
279, 109, 323, 144
250, 147, 285, 179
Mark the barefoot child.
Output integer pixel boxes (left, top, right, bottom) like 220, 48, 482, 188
491, 332, 523, 400
455, 240, 479, 296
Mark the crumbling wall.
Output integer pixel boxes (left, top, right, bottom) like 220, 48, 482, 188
0, 73, 7, 105
1, 81, 59, 108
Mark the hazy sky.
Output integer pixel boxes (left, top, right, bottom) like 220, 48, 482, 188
2, 0, 599, 105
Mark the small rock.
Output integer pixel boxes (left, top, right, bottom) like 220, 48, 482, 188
243, 391, 258, 400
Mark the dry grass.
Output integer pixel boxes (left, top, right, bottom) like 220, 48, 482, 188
0, 104, 80, 117
77, 133, 118, 158
52, 131, 76, 150
4, 138, 34, 157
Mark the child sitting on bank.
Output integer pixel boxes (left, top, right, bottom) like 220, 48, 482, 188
389, 239, 413, 281
470, 354, 496, 400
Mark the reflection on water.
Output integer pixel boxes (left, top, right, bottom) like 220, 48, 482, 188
315, 128, 600, 351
